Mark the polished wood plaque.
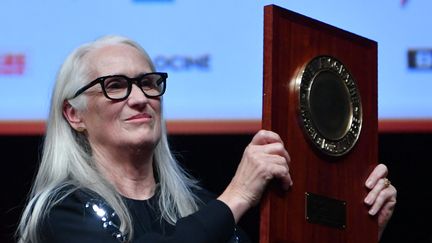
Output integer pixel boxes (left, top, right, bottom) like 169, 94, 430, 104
260, 5, 378, 243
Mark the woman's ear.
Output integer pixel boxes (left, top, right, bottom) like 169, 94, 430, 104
63, 101, 86, 132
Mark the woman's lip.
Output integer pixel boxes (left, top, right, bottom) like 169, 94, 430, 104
125, 113, 152, 121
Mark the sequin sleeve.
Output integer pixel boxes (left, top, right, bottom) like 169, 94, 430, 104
41, 190, 123, 243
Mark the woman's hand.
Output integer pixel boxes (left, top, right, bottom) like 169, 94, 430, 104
364, 164, 397, 239
218, 130, 292, 222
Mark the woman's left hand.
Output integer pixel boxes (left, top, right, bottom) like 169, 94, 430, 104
364, 163, 397, 239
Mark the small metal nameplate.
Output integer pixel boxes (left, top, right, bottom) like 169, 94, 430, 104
305, 192, 347, 229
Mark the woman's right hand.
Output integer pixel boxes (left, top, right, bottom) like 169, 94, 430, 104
218, 130, 292, 222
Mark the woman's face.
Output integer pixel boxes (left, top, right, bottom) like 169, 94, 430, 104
78, 44, 162, 151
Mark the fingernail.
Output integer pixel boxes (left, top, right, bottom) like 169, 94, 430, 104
364, 197, 371, 205
368, 208, 376, 215
366, 180, 372, 188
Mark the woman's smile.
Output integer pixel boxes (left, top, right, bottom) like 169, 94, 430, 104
125, 113, 153, 123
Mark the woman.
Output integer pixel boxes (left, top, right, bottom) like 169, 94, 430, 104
17, 35, 396, 242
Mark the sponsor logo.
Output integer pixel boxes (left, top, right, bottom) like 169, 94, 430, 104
0, 53, 26, 75
408, 49, 432, 69
153, 54, 210, 71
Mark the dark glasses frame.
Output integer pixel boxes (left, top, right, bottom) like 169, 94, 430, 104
71, 72, 167, 101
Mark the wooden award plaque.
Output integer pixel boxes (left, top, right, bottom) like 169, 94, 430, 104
260, 5, 378, 243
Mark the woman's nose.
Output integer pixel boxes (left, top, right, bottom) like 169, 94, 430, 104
128, 84, 149, 105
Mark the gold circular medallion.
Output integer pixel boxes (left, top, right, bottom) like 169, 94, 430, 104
297, 56, 362, 156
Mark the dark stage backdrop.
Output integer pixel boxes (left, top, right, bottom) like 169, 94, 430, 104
1, 134, 431, 243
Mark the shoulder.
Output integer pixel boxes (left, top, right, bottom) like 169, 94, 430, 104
40, 187, 126, 243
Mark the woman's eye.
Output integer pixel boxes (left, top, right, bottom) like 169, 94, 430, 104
140, 80, 152, 87
105, 78, 127, 90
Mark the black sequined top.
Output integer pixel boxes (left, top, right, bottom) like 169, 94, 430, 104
40, 187, 250, 243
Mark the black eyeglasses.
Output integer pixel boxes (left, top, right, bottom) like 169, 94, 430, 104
71, 72, 167, 101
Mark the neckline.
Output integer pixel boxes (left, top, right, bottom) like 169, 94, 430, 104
121, 191, 158, 204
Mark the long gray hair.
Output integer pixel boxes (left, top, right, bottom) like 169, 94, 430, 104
17, 35, 200, 242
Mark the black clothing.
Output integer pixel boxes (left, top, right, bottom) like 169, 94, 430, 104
41, 188, 250, 243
